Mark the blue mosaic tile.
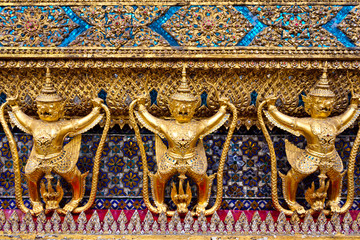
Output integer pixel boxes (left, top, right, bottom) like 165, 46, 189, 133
234, 6, 267, 46
322, 6, 356, 48
0, 129, 359, 211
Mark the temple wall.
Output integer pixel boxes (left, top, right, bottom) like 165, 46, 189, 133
1, 1, 360, 213
0, 128, 359, 211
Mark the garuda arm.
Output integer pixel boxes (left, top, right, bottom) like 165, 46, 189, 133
263, 99, 302, 137
134, 103, 165, 138
334, 97, 360, 134
66, 99, 103, 137
199, 104, 229, 139
9, 105, 36, 134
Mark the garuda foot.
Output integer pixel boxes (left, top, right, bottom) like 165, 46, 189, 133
288, 201, 306, 216
155, 203, 168, 213
63, 199, 81, 213
194, 203, 207, 216
30, 201, 44, 216
328, 201, 341, 214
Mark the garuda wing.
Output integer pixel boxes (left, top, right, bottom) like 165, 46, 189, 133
8, 111, 31, 135
155, 135, 167, 164
54, 134, 82, 174
284, 139, 303, 170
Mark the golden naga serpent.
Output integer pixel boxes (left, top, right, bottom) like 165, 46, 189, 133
0, 101, 111, 214
257, 100, 360, 216
129, 94, 237, 216
73, 102, 110, 213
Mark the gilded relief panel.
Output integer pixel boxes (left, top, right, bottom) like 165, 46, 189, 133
0, 64, 357, 129
0, 4, 358, 58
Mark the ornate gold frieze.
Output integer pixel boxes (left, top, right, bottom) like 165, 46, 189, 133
250, 6, 343, 47
68, 6, 171, 48
0, 4, 358, 58
163, 6, 251, 47
0, 60, 358, 128
1, 1, 360, 5
338, 5, 360, 47
0, 6, 78, 47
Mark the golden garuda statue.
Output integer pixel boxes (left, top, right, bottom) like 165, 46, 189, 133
130, 65, 237, 216
258, 66, 360, 216
0, 68, 110, 215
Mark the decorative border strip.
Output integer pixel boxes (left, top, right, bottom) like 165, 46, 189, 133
1, 47, 360, 59
0, 1, 359, 5
0, 5, 357, 57
0, 59, 359, 69
0, 210, 359, 236
2, 198, 359, 211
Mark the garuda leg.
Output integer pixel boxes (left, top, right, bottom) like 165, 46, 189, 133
58, 166, 88, 212
25, 169, 45, 215
280, 168, 308, 215
188, 170, 215, 215
326, 168, 343, 213
149, 171, 174, 213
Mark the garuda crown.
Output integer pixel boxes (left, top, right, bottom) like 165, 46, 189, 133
308, 65, 335, 98
170, 66, 198, 103
36, 68, 63, 103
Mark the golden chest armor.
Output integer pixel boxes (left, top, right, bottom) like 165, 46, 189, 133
310, 120, 336, 150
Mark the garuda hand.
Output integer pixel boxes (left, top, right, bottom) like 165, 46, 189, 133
351, 94, 360, 106
91, 97, 104, 107
219, 97, 229, 106
264, 95, 278, 107
6, 96, 18, 107
137, 94, 148, 105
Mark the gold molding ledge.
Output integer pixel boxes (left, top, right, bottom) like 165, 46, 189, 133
0, 47, 359, 59
0, 234, 359, 240
0, 59, 360, 69
0, 1, 359, 5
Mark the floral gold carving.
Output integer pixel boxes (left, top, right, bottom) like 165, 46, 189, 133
0, 6, 78, 47
164, 6, 251, 47
70, 5, 170, 47
250, 5, 343, 47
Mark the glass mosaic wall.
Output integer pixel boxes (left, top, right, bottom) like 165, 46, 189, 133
1, 1, 360, 214
0, 126, 359, 211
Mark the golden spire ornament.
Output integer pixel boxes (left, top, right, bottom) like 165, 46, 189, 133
308, 65, 335, 98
